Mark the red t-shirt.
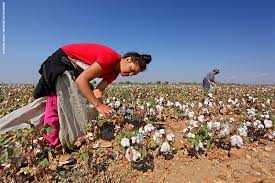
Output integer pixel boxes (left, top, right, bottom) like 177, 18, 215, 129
61, 43, 120, 84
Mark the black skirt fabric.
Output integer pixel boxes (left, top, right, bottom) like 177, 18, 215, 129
33, 49, 83, 99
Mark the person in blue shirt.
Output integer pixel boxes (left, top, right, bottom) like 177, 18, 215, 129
203, 69, 220, 92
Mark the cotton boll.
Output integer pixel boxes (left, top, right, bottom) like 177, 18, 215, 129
208, 121, 220, 130
181, 104, 187, 111
167, 101, 174, 107
189, 120, 199, 128
257, 124, 264, 129
247, 108, 256, 116
159, 129, 166, 135
253, 120, 261, 127
207, 121, 213, 130
126, 108, 134, 115
160, 141, 171, 154
138, 127, 145, 135
131, 136, 137, 144
198, 102, 203, 108
244, 121, 252, 127
195, 141, 204, 152
139, 105, 145, 110
188, 111, 195, 119
202, 108, 209, 115
198, 115, 204, 123
264, 120, 273, 128
238, 126, 248, 137
213, 122, 221, 130
264, 114, 270, 119
187, 132, 195, 138
182, 128, 188, 134
156, 104, 164, 113
136, 133, 144, 144
144, 117, 149, 122
114, 100, 121, 109
230, 135, 243, 148
121, 137, 130, 148
204, 98, 210, 106
175, 101, 181, 108
120, 106, 126, 113
144, 123, 155, 134
149, 108, 156, 116
208, 93, 213, 98
219, 123, 230, 137
166, 133, 175, 142
125, 147, 141, 162
153, 131, 163, 145
108, 102, 114, 108
208, 102, 213, 108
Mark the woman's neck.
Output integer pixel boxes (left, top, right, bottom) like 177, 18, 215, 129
114, 60, 121, 73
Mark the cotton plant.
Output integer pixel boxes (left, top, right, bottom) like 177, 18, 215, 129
160, 134, 176, 157
185, 124, 213, 152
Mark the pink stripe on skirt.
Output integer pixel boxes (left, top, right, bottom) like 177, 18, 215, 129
43, 94, 60, 147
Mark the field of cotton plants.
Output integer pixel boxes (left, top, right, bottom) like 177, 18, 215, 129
0, 83, 275, 182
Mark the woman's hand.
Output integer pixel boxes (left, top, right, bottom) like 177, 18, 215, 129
95, 103, 113, 118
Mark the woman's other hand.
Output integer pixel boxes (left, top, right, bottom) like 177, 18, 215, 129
95, 103, 113, 118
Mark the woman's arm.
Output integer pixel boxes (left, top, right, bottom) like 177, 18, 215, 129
75, 62, 112, 117
93, 79, 109, 99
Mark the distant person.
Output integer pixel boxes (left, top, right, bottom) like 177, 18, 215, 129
202, 69, 220, 92
33, 43, 152, 147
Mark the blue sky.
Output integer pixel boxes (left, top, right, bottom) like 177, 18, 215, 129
0, 0, 274, 84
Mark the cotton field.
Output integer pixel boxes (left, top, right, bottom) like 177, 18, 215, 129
0, 83, 274, 182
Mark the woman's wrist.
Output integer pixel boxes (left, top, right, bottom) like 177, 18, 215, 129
94, 101, 101, 108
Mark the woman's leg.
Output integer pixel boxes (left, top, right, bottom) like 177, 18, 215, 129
43, 94, 60, 147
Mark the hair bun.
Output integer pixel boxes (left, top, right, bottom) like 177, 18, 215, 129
141, 54, 152, 64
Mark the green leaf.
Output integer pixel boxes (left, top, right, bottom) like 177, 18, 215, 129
39, 158, 49, 168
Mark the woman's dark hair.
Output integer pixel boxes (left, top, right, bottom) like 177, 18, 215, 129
122, 52, 152, 72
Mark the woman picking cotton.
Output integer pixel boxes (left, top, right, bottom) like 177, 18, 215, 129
33, 43, 151, 147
